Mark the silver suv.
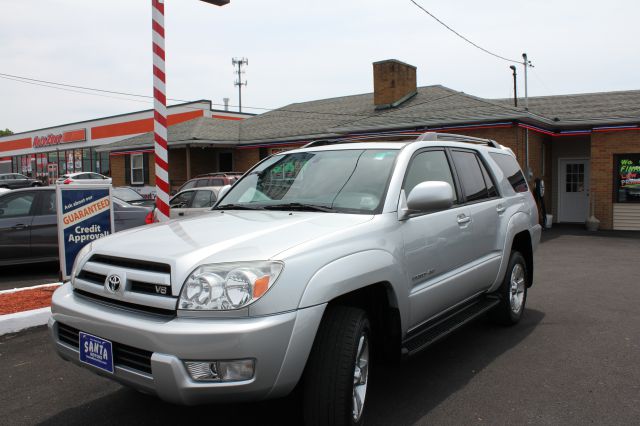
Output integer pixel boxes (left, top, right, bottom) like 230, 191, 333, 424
50, 132, 541, 425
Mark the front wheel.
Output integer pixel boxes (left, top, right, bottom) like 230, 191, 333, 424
489, 251, 528, 325
303, 306, 371, 426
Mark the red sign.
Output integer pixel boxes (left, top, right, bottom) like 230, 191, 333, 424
33, 129, 86, 148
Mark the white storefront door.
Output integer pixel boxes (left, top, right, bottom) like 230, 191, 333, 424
558, 159, 590, 222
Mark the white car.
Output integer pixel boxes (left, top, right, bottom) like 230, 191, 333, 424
56, 172, 112, 185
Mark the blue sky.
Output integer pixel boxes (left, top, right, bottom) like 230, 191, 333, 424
1, 0, 638, 132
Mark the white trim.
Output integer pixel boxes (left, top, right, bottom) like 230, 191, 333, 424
557, 157, 590, 222
0, 283, 61, 295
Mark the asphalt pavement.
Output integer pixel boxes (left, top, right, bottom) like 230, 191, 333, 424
1, 228, 639, 425
0, 262, 59, 291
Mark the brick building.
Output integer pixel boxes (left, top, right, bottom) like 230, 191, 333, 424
101, 59, 640, 230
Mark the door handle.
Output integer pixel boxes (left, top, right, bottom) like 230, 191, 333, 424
457, 214, 471, 225
178, 212, 184, 216
496, 204, 506, 214
11, 224, 30, 230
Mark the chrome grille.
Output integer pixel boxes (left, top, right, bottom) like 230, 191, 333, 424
73, 254, 176, 312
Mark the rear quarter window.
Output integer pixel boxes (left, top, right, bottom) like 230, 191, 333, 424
489, 153, 529, 193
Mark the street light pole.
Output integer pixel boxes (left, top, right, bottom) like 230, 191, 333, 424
151, 0, 230, 222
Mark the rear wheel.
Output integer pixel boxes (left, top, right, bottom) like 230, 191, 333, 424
490, 251, 528, 325
303, 306, 371, 426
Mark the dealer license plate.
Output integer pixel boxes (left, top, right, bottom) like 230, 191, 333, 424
79, 332, 114, 374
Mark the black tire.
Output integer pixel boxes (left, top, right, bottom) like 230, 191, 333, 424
303, 306, 371, 426
489, 251, 528, 325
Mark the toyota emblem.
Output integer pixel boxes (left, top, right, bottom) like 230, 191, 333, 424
105, 274, 121, 293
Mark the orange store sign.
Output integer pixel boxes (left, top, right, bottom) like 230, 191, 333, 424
33, 129, 86, 148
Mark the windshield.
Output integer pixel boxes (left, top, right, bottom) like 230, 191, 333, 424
217, 149, 398, 213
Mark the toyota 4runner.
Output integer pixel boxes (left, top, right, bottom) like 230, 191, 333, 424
50, 132, 541, 425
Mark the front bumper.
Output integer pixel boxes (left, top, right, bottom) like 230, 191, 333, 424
49, 283, 325, 405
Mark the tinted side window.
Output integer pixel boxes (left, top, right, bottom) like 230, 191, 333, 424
489, 153, 529, 193
170, 191, 194, 208
37, 191, 57, 215
478, 159, 498, 197
452, 151, 489, 202
404, 150, 457, 203
210, 178, 225, 186
0, 193, 36, 217
195, 179, 209, 188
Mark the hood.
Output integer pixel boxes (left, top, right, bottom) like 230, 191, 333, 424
90, 210, 373, 270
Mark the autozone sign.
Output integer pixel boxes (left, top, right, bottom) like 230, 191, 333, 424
33, 129, 86, 148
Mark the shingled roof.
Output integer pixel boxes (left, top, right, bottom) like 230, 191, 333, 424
493, 89, 640, 126
100, 85, 640, 152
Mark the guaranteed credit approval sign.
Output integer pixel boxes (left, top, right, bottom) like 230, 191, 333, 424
56, 185, 114, 280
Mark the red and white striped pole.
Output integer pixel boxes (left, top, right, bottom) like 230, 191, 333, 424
151, 0, 170, 221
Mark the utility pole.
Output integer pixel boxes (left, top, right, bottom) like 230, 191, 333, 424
522, 53, 534, 180
509, 65, 518, 107
232, 57, 248, 112
522, 53, 533, 111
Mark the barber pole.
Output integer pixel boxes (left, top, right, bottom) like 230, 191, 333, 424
151, 0, 170, 221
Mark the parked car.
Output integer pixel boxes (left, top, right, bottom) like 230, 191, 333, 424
50, 133, 541, 424
56, 172, 112, 185
152, 186, 222, 221
0, 173, 42, 189
0, 187, 150, 266
112, 187, 156, 208
174, 172, 243, 194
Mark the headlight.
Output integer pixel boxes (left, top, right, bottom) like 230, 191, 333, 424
179, 261, 284, 311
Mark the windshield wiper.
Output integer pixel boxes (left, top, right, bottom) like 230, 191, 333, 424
262, 202, 335, 212
214, 203, 265, 210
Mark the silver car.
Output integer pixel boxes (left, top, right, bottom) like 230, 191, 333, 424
50, 133, 541, 425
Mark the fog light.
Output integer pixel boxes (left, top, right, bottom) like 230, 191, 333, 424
185, 359, 254, 382
219, 359, 255, 381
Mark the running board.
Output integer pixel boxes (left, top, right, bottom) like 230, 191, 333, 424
401, 297, 500, 358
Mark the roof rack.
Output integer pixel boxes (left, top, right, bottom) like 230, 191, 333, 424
302, 132, 503, 149
415, 131, 502, 149
302, 134, 418, 149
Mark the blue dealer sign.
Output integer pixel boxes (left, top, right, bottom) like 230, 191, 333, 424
56, 185, 114, 279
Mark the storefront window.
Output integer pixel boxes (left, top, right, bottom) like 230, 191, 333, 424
615, 154, 640, 203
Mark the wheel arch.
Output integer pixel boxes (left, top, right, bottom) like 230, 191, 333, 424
490, 213, 536, 292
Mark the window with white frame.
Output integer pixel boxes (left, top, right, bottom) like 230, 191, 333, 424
131, 154, 144, 184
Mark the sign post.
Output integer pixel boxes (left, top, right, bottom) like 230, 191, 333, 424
56, 185, 114, 280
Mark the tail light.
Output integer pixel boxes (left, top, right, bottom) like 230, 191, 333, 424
145, 209, 156, 224
63, 178, 72, 184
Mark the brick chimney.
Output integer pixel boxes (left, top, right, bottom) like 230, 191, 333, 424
373, 59, 417, 110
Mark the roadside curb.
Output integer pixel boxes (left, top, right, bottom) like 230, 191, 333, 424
0, 307, 51, 336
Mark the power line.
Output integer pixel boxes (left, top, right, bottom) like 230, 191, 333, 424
408, 0, 521, 64
0, 74, 154, 105
0, 71, 468, 121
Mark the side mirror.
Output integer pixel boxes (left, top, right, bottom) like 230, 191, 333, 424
217, 184, 231, 201
400, 181, 454, 220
